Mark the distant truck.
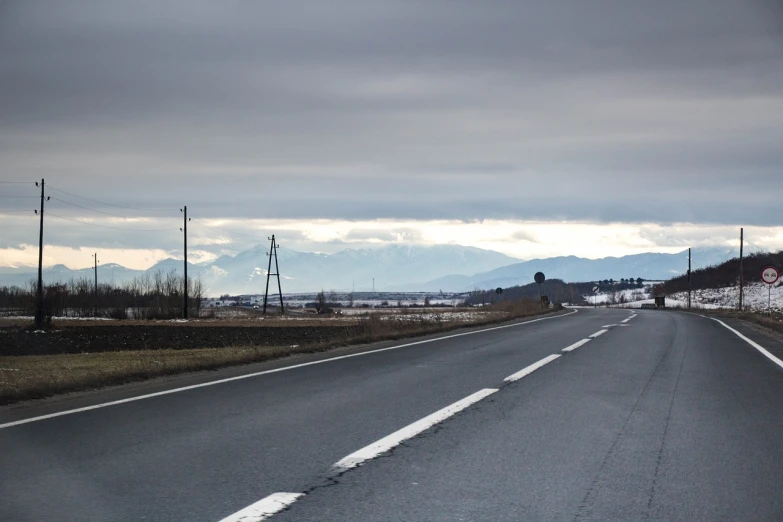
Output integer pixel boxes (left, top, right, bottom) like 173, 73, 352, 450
640, 296, 665, 309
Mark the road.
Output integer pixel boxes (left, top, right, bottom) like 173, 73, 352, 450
2, 308, 783, 521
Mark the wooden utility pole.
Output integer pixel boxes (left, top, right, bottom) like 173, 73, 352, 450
739, 227, 744, 311
180, 206, 190, 319
687, 247, 691, 310
93, 253, 99, 317
34, 179, 48, 328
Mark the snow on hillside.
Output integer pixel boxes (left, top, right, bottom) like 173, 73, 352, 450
670, 282, 783, 312
580, 281, 783, 311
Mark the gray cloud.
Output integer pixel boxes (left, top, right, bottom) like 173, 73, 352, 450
1, 0, 782, 249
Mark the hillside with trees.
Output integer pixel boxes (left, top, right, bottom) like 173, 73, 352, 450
663, 251, 783, 295
465, 278, 646, 306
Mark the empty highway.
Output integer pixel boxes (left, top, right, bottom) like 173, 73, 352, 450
2, 308, 783, 521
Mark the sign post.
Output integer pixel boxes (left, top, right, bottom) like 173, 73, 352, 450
534, 272, 546, 308
762, 266, 779, 314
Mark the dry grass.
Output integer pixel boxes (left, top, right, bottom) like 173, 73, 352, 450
0, 302, 557, 405
0, 345, 324, 404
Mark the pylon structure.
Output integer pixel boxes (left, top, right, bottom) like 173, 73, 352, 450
262, 235, 284, 314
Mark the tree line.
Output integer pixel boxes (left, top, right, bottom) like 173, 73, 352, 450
465, 277, 647, 306
0, 269, 204, 322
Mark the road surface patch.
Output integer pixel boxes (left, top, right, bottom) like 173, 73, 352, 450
562, 339, 591, 352
0, 310, 578, 430
708, 317, 783, 370
218, 492, 303, 522
504, 354, 561, 382
332, 388, 498, 472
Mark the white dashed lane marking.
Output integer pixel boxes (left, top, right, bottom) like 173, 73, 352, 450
218, 492, 303, 522
333, 388, 499, 472
562, 339, 591, 352
504, 354, 561, 382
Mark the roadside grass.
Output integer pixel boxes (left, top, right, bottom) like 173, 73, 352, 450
0, 302, 557, 405
703, 309, 783, 335
0, 346, 301, 405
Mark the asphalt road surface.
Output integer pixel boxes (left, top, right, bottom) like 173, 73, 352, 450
2, 308, 783, 521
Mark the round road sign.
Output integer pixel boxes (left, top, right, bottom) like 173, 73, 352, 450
592, 286, 599, 293
762, 266, 779, 285
534, 272, 545, 284
495, 287, 503, 295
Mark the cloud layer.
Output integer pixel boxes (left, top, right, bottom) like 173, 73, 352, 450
1, 0, 781, 266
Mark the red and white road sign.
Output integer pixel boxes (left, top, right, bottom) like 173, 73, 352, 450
762, 266, 779, 285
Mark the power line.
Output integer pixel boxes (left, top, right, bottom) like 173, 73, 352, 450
50, 197, 132, 219
0, 181, 34, 184
47, 185, 178, 212
47, 212, 175, 232
0, 209, 34, 213
0, 195, 38, 199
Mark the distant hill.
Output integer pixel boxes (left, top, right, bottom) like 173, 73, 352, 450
419, 247, 733, 291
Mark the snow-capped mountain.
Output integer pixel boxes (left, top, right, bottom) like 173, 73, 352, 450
196, 244, 521, 294
0, 244, 520, 295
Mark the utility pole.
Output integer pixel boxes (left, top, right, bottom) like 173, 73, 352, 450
687, 247, 691, 310
34, 179, 49, 328
262, 235, 284, 314
739, 227, 744, 311
93, 253, 99, 317
180, 206, 190, 319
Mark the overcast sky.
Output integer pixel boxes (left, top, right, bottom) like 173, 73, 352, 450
1, 0, 782, 269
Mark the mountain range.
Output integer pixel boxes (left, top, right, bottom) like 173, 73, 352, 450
0, 245, 736, 295
416, 247, 732, 292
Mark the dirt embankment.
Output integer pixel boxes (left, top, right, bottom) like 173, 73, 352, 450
0, 324, 364, 356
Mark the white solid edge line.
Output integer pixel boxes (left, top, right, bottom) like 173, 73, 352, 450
708, 317, 783, 371
589, 329, 609, 338
504, 354, 561, 382
333, 388, 498, 472
218, 492, 303, 522
0, 309, 577, 430
562, 339, 591, 352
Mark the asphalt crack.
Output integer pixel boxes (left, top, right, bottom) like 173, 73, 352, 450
574, 314, 678, 521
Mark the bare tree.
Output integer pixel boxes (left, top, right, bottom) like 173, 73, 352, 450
315, 290, 327, 313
